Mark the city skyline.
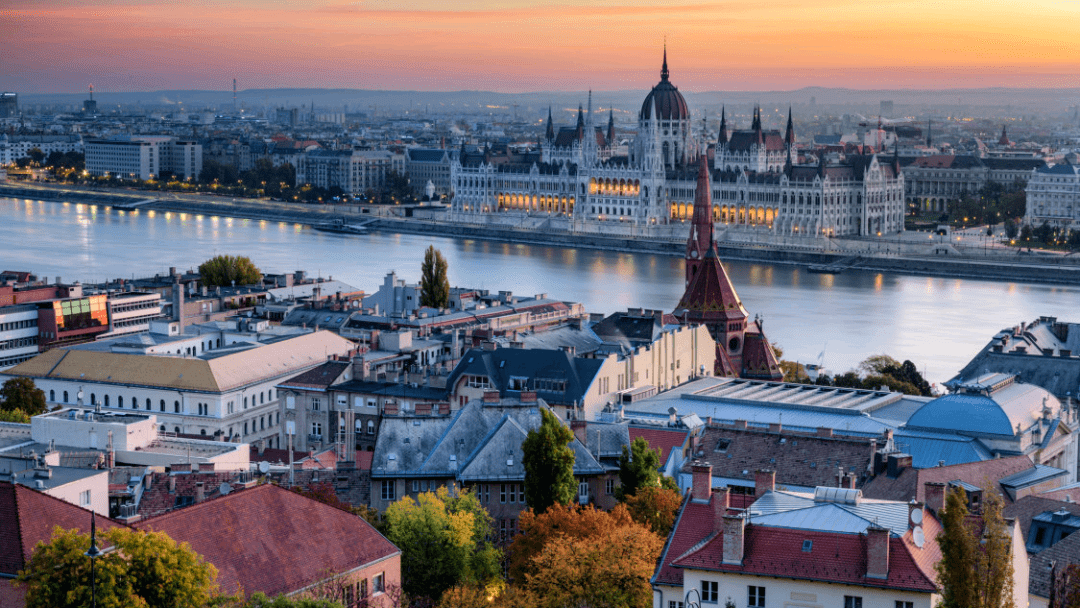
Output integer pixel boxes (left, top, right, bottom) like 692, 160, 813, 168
6, 0, 1080, 94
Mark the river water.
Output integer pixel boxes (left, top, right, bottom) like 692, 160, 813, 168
3, 196, 1077, 385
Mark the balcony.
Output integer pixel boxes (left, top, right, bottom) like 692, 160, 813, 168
308, 433, 323, 443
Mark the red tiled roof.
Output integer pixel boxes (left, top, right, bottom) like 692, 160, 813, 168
0, 578, 25, 608
0, 481, 128, 576
355, 450, 374, 471
251, 446, 310, 465
672, 524, 938, 593
135, 484, 398, 597
654, 496, 715, 587
629, 427, 689, 464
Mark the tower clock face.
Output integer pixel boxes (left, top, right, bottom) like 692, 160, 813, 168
729, 336, 740, 352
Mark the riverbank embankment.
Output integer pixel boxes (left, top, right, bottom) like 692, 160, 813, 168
6, 183, 1080, 286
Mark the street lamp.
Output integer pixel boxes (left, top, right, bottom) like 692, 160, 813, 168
84, 512, 115, 608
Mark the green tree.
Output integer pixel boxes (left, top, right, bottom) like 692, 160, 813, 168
937, 486, 978, 608
1, 377, 47, 416
1004, 219, 1019, 240
420, 245, 450, 308
976, 487, 1016, 608
384, 486, 501, 603
198, 255, 262, 287
27, 147, 45, 165
238, 593, 344, 608
521, 408, 576, 513
0, 409, 31, 423
617, 436, 662, 500
17, 526, 219, 608
1020, 224, 1034, 242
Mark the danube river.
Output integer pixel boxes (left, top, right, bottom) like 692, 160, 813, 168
3, 196, 1078, 385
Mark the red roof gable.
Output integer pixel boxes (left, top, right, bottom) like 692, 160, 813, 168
628, 426, 690, 464
672, 524, 938, 593
135, 484, 398, 598
0, 481, 129, 577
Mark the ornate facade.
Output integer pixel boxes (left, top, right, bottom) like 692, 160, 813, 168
450, 52, 906, 236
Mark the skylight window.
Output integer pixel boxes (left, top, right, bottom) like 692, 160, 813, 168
802, 540, 813, 552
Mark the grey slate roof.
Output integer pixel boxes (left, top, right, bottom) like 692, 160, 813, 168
999, 464, 1068, 491
372, 400, 605, 481
446, 347, 604, 406
749, 489, 912, 537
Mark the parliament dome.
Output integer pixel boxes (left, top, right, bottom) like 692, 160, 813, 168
639, 50, 689, 122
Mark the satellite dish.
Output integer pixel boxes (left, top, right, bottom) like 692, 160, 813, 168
913, 526, 925, 548
911, 508, 923, 525
219, 482, 232, 496
258, 461, 270, 474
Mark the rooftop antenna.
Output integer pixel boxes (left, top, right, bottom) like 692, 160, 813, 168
89, 84, 94, 101
233, 78, 237, 110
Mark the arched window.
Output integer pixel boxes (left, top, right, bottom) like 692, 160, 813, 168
104, 395, 110, 407
118, 396, 124, 408
174, 426, 180, 434
146, 398, 151, 410
49, 389, 55, 402
175, 401, 180, 413
367, 420, 376, 434
159, 425, 165, 433
90, 393, 96, 405
200, 429, 207, 436
63, 391, 69, 403
159, 400, 165, 412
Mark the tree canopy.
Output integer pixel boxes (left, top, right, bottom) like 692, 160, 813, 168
935, 486, 1015, 608
624, 485, 684, 538
420, 245, 450, 309
198, 255, 262, 288
521, 408, 576, 514
1, 377, 47, 416
617, 436, 663, 500
508, 504, 662, 608
384, 486, 501, 603
17, 526, 219, 608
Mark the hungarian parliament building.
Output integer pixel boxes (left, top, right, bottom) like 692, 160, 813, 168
449, 52, 906, 237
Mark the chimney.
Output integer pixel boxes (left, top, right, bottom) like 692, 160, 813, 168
887, 453, 912, 478
257, 439, 265, 456
168, 475, 176, 493
668, 406, 679, 426
194, 481, 205, 504
712, 487, 730, 534
754, 469, 775, 498
768, 422, 782, 434
482, 391, 500, 405
865, 524, 890, 579
691, 462, 713, 502
732, 419, 747, 429
570, 420, 588, 448
816, 426, 833, 437
844, 472, 857, 489
721, 513, 745, 565
924, 482, 947, 514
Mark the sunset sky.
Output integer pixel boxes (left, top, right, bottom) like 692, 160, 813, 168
5, 0, 1080, 93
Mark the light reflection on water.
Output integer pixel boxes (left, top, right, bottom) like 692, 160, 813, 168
2, 197, 1078, 385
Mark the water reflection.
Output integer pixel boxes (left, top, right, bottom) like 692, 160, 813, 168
1, 197, 1077, 384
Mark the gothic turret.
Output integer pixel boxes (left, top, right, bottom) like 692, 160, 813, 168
545, 106, 554, 141
576, 104, 584, 138
685, 156, 713, 286
784, 107, 795, 146
607, 109, 615, 145
717, 107, 728, 145
998, 125, 1011, 146
927, 119, 932, 147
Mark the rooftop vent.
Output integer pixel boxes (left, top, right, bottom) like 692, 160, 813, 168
813, 486, 862, 505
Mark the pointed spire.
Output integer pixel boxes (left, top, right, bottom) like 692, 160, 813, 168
587, 90, 593, 127
661, 44, 670, 81
607, 108, 615, 145
576, 103, 584, 138
545, 106, 554, 141
718, 106, 728, 144
998, 124, 1010, 146
785, 107, 795, 146
685, 154, 715, 284
926, 119, 932, 147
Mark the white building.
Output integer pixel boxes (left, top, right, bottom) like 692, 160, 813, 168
450, 53, 906, 236
1, 330, 355, 446
295, 149, 405, 195
85, 136, 203, 180
1025, 162, 1080, 229
0, 134, 83, 166
0, 304, 39, 370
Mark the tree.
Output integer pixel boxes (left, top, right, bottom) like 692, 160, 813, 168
0, 409, 31, 423
198, 254, 262, 287
617, 436, 662, 500
420, 245, 450, 308
384, 486, 501, 603
935, 486, 1015, 608
437, 584, 490, 608
521, 408, 576, 514
1, 377, 47, 416
1004, 219, 1019, 240
509, 504, 662, 608
624, 485, 683, 537
17, 526, 219, 608
239, 593, 344, 608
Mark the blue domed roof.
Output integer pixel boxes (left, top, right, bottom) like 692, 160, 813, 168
905, 393, 1016, 437
639, 50, 689, 122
